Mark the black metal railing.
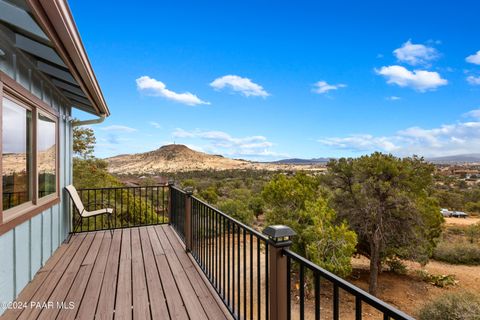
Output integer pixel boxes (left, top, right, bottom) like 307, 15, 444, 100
170, 186, 186, 241
189, 196, 270, 320
169, 186, 414, 320
70, 183, 414, 319
74, 185, 169, 232
284, 249, 413, 320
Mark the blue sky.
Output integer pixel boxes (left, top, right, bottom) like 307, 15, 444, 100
70, 0, 480, 160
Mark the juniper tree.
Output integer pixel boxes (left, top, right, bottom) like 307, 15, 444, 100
325, 153, 443, 295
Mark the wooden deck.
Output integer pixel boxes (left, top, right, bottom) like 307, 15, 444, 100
2, 225, 232, 320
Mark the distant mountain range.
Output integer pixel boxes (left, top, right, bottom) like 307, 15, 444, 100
271, 158, 332, 165
105, 145, 480, 175
105, 144, 326, 174
275, 154, 480, 165
427, 154, 480, 164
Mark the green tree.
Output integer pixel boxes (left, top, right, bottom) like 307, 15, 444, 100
325, 153, 443, 295
218, 199, 254, 224
73, 158, 122, 189
435, 190, 464, 210
466, 201, 480, 214
199, 186, 219, 204
248, 196, 265, 218
73, 125, 96, 159
262, 173, 357, 277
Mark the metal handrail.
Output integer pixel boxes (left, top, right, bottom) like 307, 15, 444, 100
74, 185, 169, 232
283, 249, 414, 320
191, 195, 268, 242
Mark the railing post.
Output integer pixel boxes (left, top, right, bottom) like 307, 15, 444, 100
184, 187, 193, 252
167, 179, 175, 225
263, 225, 296, 320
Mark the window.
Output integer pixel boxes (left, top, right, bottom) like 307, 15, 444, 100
2, 98, 32, 210
38, 113, 57, 198
1, 73, 59, 225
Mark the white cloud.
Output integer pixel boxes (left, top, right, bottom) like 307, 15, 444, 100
100, 125, 137, 133
466, 51, 480, 65
312, 81, 347, 94
376, 65, 447, 92
318, 108, 480, 157
210, 75, 269, 97
136, 76, 209, 106
393, 40, 439, 66
171, 128, 286, 159
149, 121, 161, 129
386, 96, 401, 101
466, 75, 480, 85
463, 109, 480, 119
319, 135, 399, 152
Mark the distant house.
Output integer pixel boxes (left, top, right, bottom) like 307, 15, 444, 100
0, 0, 109, 312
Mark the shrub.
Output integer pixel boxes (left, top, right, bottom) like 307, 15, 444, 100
418, 291, 480, 320
416, 269, 457, 288
386, 257, 408, 275
433, 241, 480, 265
466, 223, 480, 244
218, 199, 254, 225
198, 186, 219, 204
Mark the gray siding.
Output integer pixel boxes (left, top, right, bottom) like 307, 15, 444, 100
0, 25, 73, 314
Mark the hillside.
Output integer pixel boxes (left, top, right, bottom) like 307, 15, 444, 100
428, 154, 480, 164
105, 144, 326, 174
3, 146, 56, 175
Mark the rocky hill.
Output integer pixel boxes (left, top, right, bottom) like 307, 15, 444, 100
105, 144, 326, 174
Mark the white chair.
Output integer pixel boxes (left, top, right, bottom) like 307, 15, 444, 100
65, 185, 114, 241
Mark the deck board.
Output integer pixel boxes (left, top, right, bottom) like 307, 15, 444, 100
155, 225, 209, 320
16, 233, 89, 320
93, 229, 122, 320
139, 227, 169, 319
2, 225, 231, 320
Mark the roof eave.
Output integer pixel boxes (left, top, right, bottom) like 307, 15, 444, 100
25, 0, 110, 116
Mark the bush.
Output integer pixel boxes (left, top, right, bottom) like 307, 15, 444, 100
466, 223, 480, 243
415, 269, 457, 288
418, 291, 480, 320
198, 186, 219, 204
433, 241, 480, 265
386, 257, 408, 275
218, 199, 254, 225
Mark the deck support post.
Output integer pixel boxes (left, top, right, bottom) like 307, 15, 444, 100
263, 225, 296, 320
167, 180, 174, 224
184, 187, 193, 252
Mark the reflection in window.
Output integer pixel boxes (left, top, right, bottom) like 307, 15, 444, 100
38, 113, 56, 198
2, 98, 32, 210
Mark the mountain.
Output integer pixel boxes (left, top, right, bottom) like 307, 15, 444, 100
3, 146, 56, 175
272, 158, 332, 165
105, 144, 326, 174
428, 154, 480, 164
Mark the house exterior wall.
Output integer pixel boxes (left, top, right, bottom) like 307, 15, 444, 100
0, 25, 72, 314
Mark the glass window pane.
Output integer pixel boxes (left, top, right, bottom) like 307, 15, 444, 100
38, 113, 56, 198
2, 98, 32, 210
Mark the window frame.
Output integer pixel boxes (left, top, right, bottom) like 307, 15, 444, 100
37, 110, 59, 202
0, 71, 60, 232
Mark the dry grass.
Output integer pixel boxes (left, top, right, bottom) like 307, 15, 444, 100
445, 217, 480, 226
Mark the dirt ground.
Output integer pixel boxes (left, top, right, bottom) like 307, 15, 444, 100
219, 217, 479, 319
346, 256, 480, 319
286, 217, 480, 319
444, 216, 480, 226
